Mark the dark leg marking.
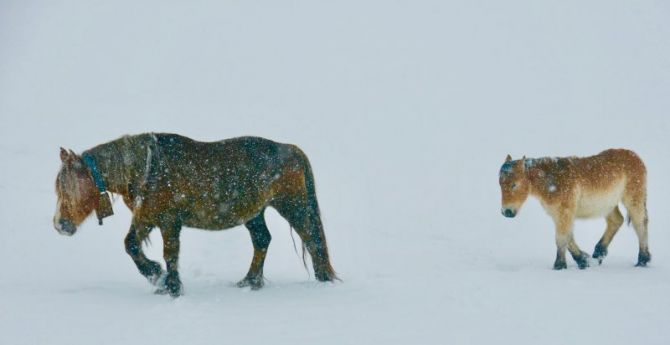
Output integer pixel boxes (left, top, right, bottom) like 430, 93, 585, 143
593, 207, 624, 265
554, 251, 568, 270
571, 250, 590, 270
636, 248, 651, 267
592, 240, 608, 265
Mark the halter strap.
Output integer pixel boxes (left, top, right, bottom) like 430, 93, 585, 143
82, 153, 107, 193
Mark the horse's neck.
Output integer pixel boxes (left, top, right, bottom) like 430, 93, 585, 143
524, 159, 548, 196
85, 135, 145, 196
523, 157, 554, 170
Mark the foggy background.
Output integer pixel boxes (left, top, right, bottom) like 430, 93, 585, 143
1, 1, 669, 344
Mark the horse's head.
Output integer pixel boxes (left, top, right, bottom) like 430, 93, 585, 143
53, 148, 98, 236
499, 155, 530, 218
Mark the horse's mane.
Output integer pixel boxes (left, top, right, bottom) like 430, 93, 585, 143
82, 134, 158, 195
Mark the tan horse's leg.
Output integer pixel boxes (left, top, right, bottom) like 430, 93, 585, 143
567, 235, 590, 269
626, 205, 650, 267
592, 207, 624, 264
553, 211, 575, 270
623, 185, 651, 267
237, 210, 271, 290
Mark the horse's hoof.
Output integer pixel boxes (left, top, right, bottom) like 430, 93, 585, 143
156, 284, 183, 297
168, 287, 183, 298
315, 273, 334, 282
237, 277, 264, 290
592, 244, 607, 265
574, 252, 590, 270
553, 261, 567, 270
155, 288, 182, 297
315, 268, 339, 282
141, 262, 164, 283
636, 251, 651, 267
166, 283, 183, 298
154, 272, 183, 297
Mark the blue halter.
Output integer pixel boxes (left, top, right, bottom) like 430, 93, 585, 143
82, 153, 107, 193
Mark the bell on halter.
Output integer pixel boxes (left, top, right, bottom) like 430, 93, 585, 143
95, 192, 114, 225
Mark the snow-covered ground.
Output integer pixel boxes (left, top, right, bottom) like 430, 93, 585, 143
1, 1, 669, 344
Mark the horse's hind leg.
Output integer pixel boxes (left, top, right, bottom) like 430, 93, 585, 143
623, 186, 651, 267
272, 198, 337, 282
124, 222, 165, 285
625, 204, 651, 267
237, 210, 271, 290
593, 207, 624, 264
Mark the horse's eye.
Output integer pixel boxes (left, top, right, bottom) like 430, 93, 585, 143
511, 183, 518, 190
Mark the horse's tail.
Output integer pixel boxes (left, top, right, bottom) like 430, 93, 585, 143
294, 147, 338, 281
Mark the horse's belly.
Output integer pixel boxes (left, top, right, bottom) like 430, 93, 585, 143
183, 212, 239, 230
182, 198, 267, 230
575, 181, 625, 218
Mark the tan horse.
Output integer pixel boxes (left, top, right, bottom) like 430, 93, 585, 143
499, 149, 650, 269
54, 133, 337, 296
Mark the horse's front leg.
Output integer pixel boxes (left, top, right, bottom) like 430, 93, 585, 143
156, 223, 183, 297
568, 236, 590, 269
124, 222, 165, 285
553, 211, 575, 270
237, 211, 271, 290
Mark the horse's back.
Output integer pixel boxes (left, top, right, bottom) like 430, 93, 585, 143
143, 133, 304, 229
153, 133, 280, 155
577, 149, 646, 182
597, 149, 646, 172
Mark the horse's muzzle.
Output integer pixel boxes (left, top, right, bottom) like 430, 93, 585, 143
502, 208, 517, 218
55, 219, 77, 236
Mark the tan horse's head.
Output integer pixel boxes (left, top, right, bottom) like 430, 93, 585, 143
499, 155, 530, 218
53, 148, 98, 235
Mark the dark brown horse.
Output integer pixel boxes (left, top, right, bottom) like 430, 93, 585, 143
54, 133, 337, 296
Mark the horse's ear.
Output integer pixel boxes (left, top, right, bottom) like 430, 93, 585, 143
60, 147, 69, 163
505, 154, 512, 162
69, 149, 77, 158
